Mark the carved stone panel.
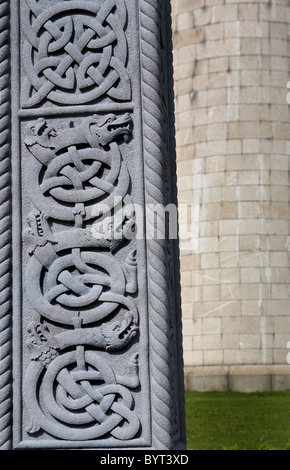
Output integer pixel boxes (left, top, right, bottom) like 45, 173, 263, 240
0, 0, 186, 450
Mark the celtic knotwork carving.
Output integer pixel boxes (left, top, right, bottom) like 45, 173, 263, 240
21, 0, 131, 107
24, 114, 133, 224
23, 112, 140, 442
25, 346, 140, 440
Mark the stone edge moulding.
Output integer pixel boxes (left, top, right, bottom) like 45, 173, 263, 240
0, 0, 186, 450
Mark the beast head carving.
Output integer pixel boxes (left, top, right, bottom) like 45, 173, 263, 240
27, 322, 60, 367
24, 118, 57, 149
100, 312, 138, 352
90, 113, 132, 147
24, 211, 57, 255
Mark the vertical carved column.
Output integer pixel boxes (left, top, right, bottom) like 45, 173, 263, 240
1, 0, 185, 450
0, 0, 12, 451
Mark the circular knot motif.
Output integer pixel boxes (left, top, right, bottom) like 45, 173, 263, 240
22, 0, 131, 107
26, 350, 140, 440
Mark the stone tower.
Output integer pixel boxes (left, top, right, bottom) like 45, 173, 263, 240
172, 0, 290, 391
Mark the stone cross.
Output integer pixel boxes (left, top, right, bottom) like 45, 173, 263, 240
0, 0, 186, 450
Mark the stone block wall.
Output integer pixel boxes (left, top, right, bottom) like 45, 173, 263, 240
172, 0, 290, 391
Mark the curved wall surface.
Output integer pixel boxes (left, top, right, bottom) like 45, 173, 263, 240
172, 0, 290, 391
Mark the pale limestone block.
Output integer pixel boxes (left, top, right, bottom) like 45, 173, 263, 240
177, 175, 192, 191
202, 285, 220, 302
176, 0, 204, 14
203, 350, 224, 365
177, 159, 194, 176
176, 110, 193, 129
242, 299, 264, 316
182, 286, 202, 303
175, 78, 194, 96
193, 8, 212, 27
176, 43, 196, 65
242, 137, 262, 154
273, 349, 289, 365
240, 268, 260, 284
194, 90, 208, 108
222, 334, 239, 349
220, 252, 240, 268
272, 123, 290, 140
274, 334, 290, 349
240, 104, 260, 122
270, 39, 288, 56
199, 235, 220, 252
262, 70, 289, 88
262, 219, 288, 235
240, 283, 261, 300
181, 302, 195, 319
238, 4, 258, 21
202, 334, 223, 350
174, 62, 195, 81
192, 107, 207, 126
239, 349, 264, 364
220, 202, 238, 220
202, 187, 223, 204
176, 11, 195, 32
263, 202, 289, 220
271, 105, 290, 123
195, 59, 209, 75
238, 201, 260, 218
221, 284, 241, 301
219, 235, 239, 252
222, 317, 242, 334
238, 252, 265, 268
241, 37, 262, 55
177, 189, 194, 204
239, 186, 261, 202
207, 123, 227, 141
270, 252, 290, 267
183, 350, 203, 367
180, 270, 192, 287
212, 4, 238, 23
203, 171, 225, 187
261, 267, 290, 285
274, 317, 290, 334
271, 284, 290, 300
182, 319, 198, 336
182, 335, 193, 351
239, 334, 261, 349
200, 221, 219, 237
180, 254, 201, 271
222, 187, 239, 202
271, 56, 289, 71
230, 55, 257, 71
207, 105, 228, 124
207, 88, 227, 106
220, 268, 240, 284
176, 93, 194, 112
202, 317, 222, 335
176, 144, 195, 161
204, 23, 224, 41
225, 171, 238, 187
201, 253, 220, 270
263, 300, 290, 316
239, 235, 260, 252
208, 57, 229, 73
223, 349, 241, 364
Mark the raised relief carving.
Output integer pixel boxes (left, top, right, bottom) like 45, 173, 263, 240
21, 0, 131, 108
23, 112, 140, 442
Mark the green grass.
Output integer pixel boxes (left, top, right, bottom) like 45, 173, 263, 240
185, 390, 290, 450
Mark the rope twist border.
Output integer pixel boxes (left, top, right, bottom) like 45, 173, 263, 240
0, 0, 12, 451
